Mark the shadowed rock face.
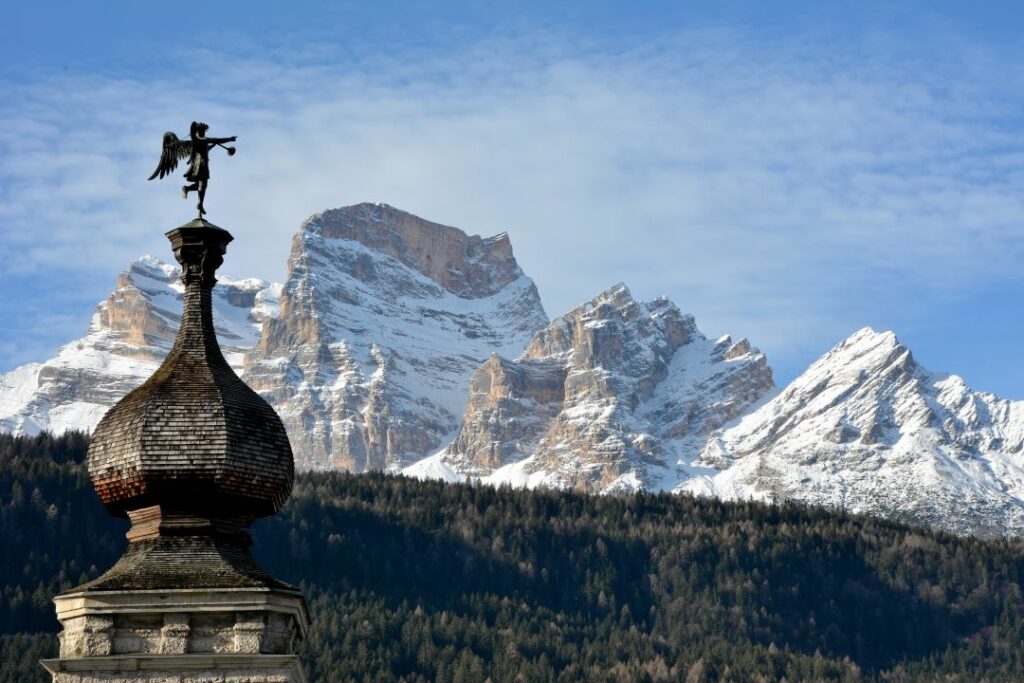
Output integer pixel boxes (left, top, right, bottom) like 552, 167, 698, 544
305, 203, 523, 299
446, 355, 567, 473
437, 284, 775, 493
244, 203, 548, 471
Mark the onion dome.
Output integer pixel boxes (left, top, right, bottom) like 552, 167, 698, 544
87, 220, 294, 542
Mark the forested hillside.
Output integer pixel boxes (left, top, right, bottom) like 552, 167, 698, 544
3, 432, 1024, 682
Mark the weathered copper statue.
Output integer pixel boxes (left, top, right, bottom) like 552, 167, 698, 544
148, 121, 237, 216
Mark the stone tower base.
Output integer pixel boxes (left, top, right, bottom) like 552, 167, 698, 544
42, 655, 304, 683
40, 587, 309, 683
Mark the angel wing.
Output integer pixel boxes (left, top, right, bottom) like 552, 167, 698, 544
147, 132, 193, 180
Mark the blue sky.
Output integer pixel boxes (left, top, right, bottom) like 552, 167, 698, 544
2, 1, 1023, 397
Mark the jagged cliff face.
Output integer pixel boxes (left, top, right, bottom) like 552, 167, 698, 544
243, 203, 548, 471
411, 284, 775, 493
0, 257, 275, 436
682, 328, 1024, 538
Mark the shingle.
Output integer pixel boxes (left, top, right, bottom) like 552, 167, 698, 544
87, 223, 294, 520
77, 222, 299, 595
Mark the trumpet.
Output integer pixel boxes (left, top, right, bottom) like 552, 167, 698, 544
216, 142, 237, 156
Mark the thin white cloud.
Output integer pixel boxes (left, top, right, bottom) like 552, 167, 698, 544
0, 27, 1022, 387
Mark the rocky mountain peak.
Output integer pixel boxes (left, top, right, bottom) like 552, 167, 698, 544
815, 327, 912, 373
98, 258, 179, 360
523, 284, 695, 367
299, 202, 522, 298
552, 284, 693, 403
0, 256, 273, 436
685, 327, 1024, 538
245, 204, 548, 471
415, 285, 773, 493
738, 327, 924, 451
126, 255, 178, 283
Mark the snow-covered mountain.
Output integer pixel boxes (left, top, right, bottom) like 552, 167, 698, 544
5, 202, 1024, 538
0, 203, 546, 472
406, 284, 774, 493
243, 203, 548, 471
0, 257, 276, 436
680, 328, 1024, 537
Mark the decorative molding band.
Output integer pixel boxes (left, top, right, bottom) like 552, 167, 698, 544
41, 653, 306, 683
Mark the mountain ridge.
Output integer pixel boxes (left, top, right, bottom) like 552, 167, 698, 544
407, 283, 775, 494
1, 203, 1022, 537
680, 326, 1024, 536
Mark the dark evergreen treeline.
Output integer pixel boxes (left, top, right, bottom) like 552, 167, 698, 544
0, 431, 124, 635
3, 432, 1024, 682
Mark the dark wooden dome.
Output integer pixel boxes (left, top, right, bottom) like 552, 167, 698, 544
87, 221, 294, 521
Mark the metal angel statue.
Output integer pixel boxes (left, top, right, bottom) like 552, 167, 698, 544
148, 121, 237, 217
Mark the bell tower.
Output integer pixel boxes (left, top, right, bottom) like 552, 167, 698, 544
41, 219, 309, 683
